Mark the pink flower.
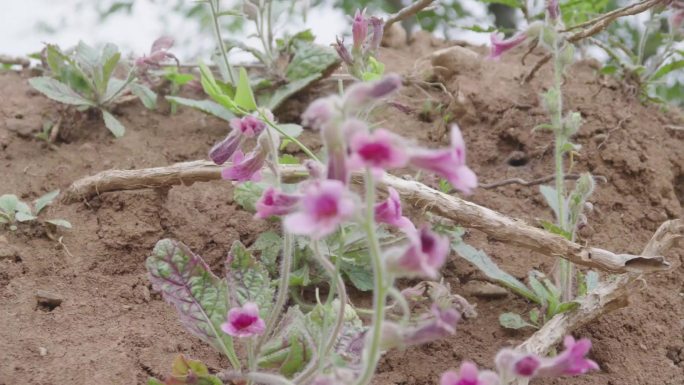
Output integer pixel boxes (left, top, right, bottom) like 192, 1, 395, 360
255, 187, 301, 219
221, 148, 266, 182
209, 130, 242, 165
283, 180, 356, 239
403, 304, 460, 346
322, 121, 350, 184
302, 96, 338, 130
352, 9, 368, 52
374, 187, 415, 231
547, 0, 560, 20
333, 36, 354, 65
343, 74, 402, 107
488, 32, 528, 60
230, 115, 266, 137
440, 362, 500, 385
135, 36, 178, 70
348, 129, 408, 175
221, 302, 265, 338
389, 225, 449, 278
409, 125, 477, 195
496, 336, 599, 379
368, 17, 384, 52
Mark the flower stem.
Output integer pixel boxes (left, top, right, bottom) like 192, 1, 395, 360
354, 169, 387, 385
207, 0, 236, 85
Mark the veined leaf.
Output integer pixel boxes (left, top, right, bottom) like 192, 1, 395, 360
233, 182, 264, 212
34, 190, 59, 214
234, 67, 257, 111
102, 109, 125, 138
129, 82, 157, 110
199, 62, 236, 111
28, 77, 93, 106
250, 231, 282, 275
226, 241, 274, 318
166, 96, 235, 121
651, 59, 684, 82
146, 240, 236, 358
499, 312, 535, 330
257, 307, 313, 377
0, 194, 19, 217
285, 44, 339, 81
263, 73, 321, 110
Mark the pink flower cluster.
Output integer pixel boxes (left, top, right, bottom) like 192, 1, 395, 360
333, 9, 384, 76
135, 36, 179, 71
440, 336, 599, 385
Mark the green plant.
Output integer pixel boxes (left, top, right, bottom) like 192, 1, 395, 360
29, 42, 158, 137
0, 190, 71, 231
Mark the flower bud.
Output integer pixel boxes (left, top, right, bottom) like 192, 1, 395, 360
352, 9, 368, 52
242, 1, 259, 21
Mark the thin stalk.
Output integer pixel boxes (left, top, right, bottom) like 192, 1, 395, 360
256, 109, 320, 162
208, 0, 236, 85
354, 169, 387, 385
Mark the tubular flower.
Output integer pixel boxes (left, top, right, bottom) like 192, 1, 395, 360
374, 187, 415, 231
302, 96, 338, 130
496, 336, 599, 379
440, 362, 500, 385
230, 114, 266, 137
255, 187, 301, 219
389, 225, 449, 279
409, 124, 477, 194
322, 120, 350, 184
403, 304, 460, 346
547, 0, 560, 21
220, 302, 265, 338
488, 31, 528, 60
352, 9, 369, 52
283, 180, 356, 239
348, 128, 408, 175
334, 36, 354, 65
344, 74, 402, 108
209, 130, 242, 165
368, 16, 384, 52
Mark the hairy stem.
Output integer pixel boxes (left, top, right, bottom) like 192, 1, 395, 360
354, 168, 388, 385
208, 0, 236, 85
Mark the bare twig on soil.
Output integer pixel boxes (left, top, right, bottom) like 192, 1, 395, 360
384, 0, 436, 29
522, 0, 667, 83
62, 161, 670, 274
517, 219, 683, 357
479, 173, 607, 189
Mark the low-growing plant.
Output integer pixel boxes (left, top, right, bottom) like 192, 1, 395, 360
146, 63, 599, 384
332, 8, 386, 80
0, 190, 71, 231
29, 41, 160, 137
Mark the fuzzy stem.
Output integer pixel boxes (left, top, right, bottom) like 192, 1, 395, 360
354, 168, 388, 385
207, 0, 236, 85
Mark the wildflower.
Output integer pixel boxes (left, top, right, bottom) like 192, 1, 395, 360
403, 304, 460, 345
368, 17, 384, 52
220, 302, 265, 338
352, 9, 369, 53
408, 124, 477, 195
322, 121, 350, 184
334, 36, 354, 65
209, 130, 242, 165
302, 96, 338, 130
440, 362, 500, 385
488, 32, 528, 60
344, 74, 402, 107
374, 187, 415, 231
547, 0, 560, 21
283, 180, 356, 239
496, 336, 599, 379
389, 225, 449, 279
348, 129, 408, 176
255, 187, 301, 219
230, 115, 266, 137
135, 36, 178, 70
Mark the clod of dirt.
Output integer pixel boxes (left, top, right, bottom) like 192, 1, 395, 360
430, 45, 481, 81
0, 236, 21, 262
4, 116, 40, 139
382, 23, 407, 48
38, 347, 48, 357
35, 290, 63, 311
462, 280, 509, 299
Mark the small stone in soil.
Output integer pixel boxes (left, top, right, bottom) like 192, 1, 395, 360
35, 290, 63, 311
39, 347, 47, 356
462, 280, 509, 299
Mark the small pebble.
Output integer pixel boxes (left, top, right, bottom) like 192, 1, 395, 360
35, 290, 63, 310
39, 347, 47, 356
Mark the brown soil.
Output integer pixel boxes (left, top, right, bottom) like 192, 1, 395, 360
1, 33, 683, 385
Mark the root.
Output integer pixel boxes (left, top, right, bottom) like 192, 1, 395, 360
517, 219, 683, 355
62, 160, 671, 274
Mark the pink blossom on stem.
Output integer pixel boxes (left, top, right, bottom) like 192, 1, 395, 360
389, 225, 449, 278
209, 130, 242, 165
547, 0, 560, 20
283, 180, 356, 239
348, 128, 408, 175
255, 187, 301, 219
334, 36, 354, 65
322, 122, 350, 184
352, 9, 369, 52
374, 187, 415, 231
488, 31, 528, 60
440, 362, 500, 385
368, 17, 384, 52
343, 74, 402, 107
230, 115, 266, 137
409, 124, 477, 195
403, 304, 460, 346
496, 336, 599, 379
302, 96, 338, 130
221, 147, 266, 182
220, 302, 265, 338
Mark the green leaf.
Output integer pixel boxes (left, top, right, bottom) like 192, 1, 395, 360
539, 185, 562, 222
600, 65, 618, 75
233, 182, 264, 212
527, 273, 549, 307
479, 0, 522, 8
651, 60, 684, 82
540, 220, 572, 240
0, 194, 19, 216
251, 231, 282, 275
257, 307, 313, 376
102, 109, 125, 137
529, 308, 540, 325
278, 123, 303, 138
129, 82, 157, 110
341, 262, 373, 291
557, 301, 580, 314
286, 44, 339, 81
34, 190, 60, 214
199, 61, 236, 111
166, 96, 235, 121
567, 173, 595, 229
234, 67, 257, 111
279, 154, 300, 165
15, 211, 37, 222
499, 312, 535, 329
99, 44, 121, 94
279, 334, 306, 377
226, 241, 275, 318
28, 77, 93, 106
147, 379, 164, 385
46, 219, 72, 229
146, 240, 236, 358
263, 73, 321, 110
450, 231, 539, 303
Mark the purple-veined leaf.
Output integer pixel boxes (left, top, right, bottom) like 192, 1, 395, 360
226, 241, 274, 318
146, 239, 236, 362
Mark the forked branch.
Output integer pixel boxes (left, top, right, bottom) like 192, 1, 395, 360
62, 161, 670, 274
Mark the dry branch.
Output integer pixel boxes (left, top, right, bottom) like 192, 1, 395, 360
517, 219, 683, 356
62, 161, 670, 274
384, 0, 436, 29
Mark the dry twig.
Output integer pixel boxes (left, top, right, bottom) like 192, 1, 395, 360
479, 173, 607, 190
385, 0, 436, 29
62, 161, 670, 274
517, 219, 682, 356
